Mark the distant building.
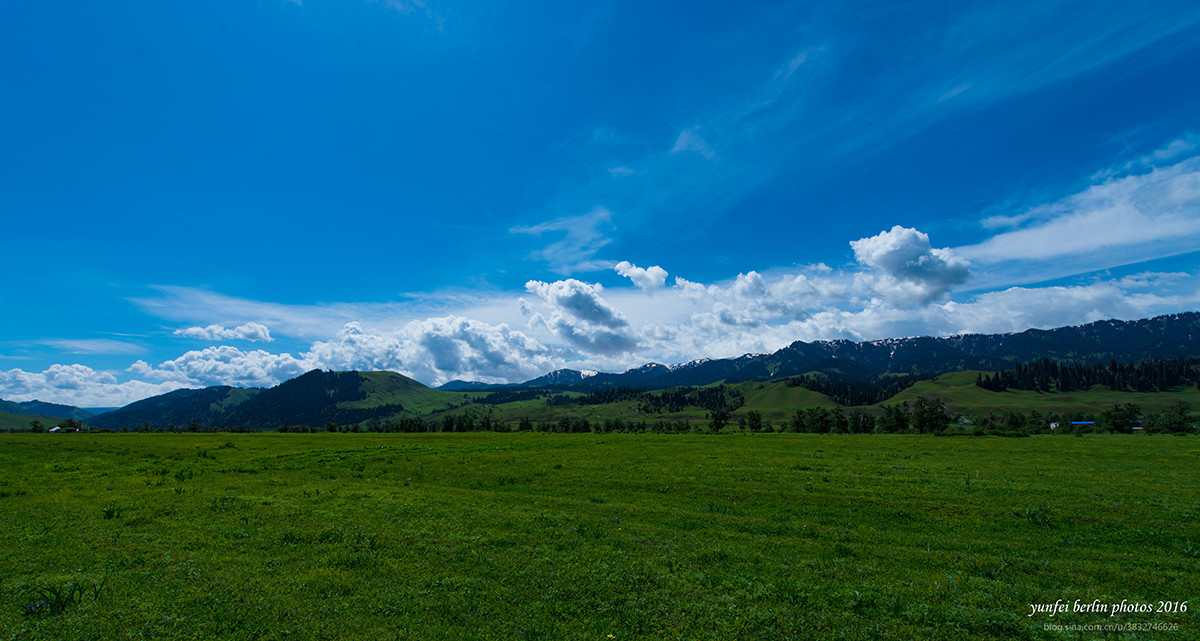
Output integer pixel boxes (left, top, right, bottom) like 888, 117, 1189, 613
1049, 421, 1095, 431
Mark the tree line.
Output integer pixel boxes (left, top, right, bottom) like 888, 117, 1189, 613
545, 385, 746, 414
976, 357, 1200, 393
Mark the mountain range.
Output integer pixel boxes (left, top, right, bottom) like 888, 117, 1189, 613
447, 312, 1200, 391
11, 311, 1200, 430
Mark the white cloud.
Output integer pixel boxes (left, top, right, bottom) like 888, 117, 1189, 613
14, 261, 1200, 407
525, 279, 629, 328
1092, 133, 1200, 181
128, 316, 559, 390
531, 313, 639, 357
851, 225, 971, 305
129, 346, 309, 388
963, 156, 1200, 266
511, 207, 616, 274
524, 279, 638, 356
0, 364, 187, 408
614, 261, 668, 290
174, 322, 274, 343
305, 317, 556, 385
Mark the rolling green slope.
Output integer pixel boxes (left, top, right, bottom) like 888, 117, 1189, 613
878, 370, 1200, 416
346, 371, 474, 414
734, 380, 839, 418
463, 381, 839, 427
0, 411, 63, 432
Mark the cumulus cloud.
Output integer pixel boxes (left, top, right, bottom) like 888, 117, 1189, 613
305, 317, 556, 385
129, 346, 309, 388
524, 279, 638, 355
13, 262, 1200, 407
0, 364, 187, 407
174, 322, 274, 343
851, 225, 971, 305
532, 314, 640, 356
666, 270, 830, 335
525, 279, 629, 328
126, 317, 559, 390
614, 261, 668, 290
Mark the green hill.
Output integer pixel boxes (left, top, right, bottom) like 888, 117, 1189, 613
0, 411, 64, 432
89, 386, 262, 430
732, 380, 838, 421
877, 370, 1200, 417
345, 371, 471, 414
224, 370, 476, 429
0, 399, 95, 422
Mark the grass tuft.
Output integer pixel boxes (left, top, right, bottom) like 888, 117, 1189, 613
23, 577, 107, 617
1018, 506, 1053, 527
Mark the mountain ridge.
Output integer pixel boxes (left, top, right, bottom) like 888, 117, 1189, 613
0, 399, 97, 422
504, 312, 1200, 391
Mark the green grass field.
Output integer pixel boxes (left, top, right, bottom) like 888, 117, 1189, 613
1, 432, 1196, 640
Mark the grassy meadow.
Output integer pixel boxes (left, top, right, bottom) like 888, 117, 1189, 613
1, 432, 1197, 640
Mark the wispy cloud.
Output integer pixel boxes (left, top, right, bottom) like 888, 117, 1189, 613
548, 2, 1200, 250
367, 0, 444, 29
960, 154, 1200, 285
511, 207, 616, 274
671, 127, 717, 160
132, 287, 389, 339
35, 339, 147, 355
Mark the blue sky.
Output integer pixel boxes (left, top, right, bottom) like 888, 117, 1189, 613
3, 0, 1200, 406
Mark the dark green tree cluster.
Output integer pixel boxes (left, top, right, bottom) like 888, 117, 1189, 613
784, 405, 887, 434
547, 387, 645, 406
987, 410, 1051, 434
477, 387, 555, 405
547, 384, 745, 415
1096, 401, 1194, 434
785, 374, 920, 406
737, 410, 764, 433
1145, 401, 1195, 434
783, 396, 950, 434
977, 357, 1200, 393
